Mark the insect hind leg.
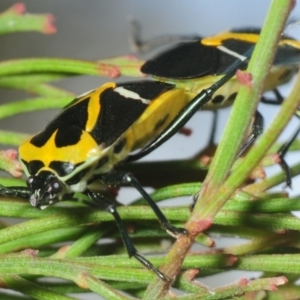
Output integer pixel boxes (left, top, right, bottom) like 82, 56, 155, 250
276, 124, 300, 188
97, 171, 187, 238
86, 189, 167, 281
261, 88, 284, 105
237, 110, 264, 158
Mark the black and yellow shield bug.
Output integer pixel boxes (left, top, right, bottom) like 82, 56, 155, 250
141, 28, 300, 109
0, 47, 250, 280
127, 28, 300, 166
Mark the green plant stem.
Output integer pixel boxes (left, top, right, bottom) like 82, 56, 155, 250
191, 1, 294, 222
0, 226, 89, 254
244, 161, 300, 193
0, 3, 56, 35
0, 56, 144, 79
133, 182, 201, 205
0, 205, 188, 245
0, 292, 32, 300
223, 197, 300, 213
265, 285, 300, 300
0, 177, 25, 187
37, 282, 86, 295
214, 210, 300, 231
1, 2, 300, 298
143, 2, 294, 297
0, 130, 30, 146
0, 254, 155, 283
217, 72, 300, 195
0, 58, 120, 78
99, 55, 144, 77
3, 200, 300, 241
1, 253, 296, 286
0, 96, 73, 120
165, 277, 287, 300
1, 274, 76, 300
84, 275, 134, 300
41, 281, 145, 296
0, 74, 74, 97
223, 232, 296, 255
52, 225, 109, 259
134, 182, 300, 213
70, 253, 236, 269
236, 254, 300, 274
176, 270, 208, 293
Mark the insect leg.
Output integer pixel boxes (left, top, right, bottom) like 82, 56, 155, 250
208, 110, 218, 147
237, 110, 298, 187
0, 185, 30, 199
86, 189, 167, 281
190, 112, 263, 210
99, 171, 187, 237
277, 124, 300, 188
237, 110, 264, 158
261, 88, 284, 105
260, 90, 300, 186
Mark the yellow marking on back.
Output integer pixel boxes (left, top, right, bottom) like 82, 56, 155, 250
202, 31, 300, 48
123, 88, 190, 152
85, 82, 116, 132
19, 129, 102, 173
202, 32, 260, 46
64, 82, 116, 132
282, 39, 300, 49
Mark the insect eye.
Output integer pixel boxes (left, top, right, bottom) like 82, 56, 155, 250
47, 177, 63, 196
51, 180, 62, 193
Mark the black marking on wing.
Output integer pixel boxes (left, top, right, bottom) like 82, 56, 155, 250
142, 37, 254, 79
274, 46, 300, 66
231, 28, 261, 34
118, 81, 175, 99
219, 39, 300, 70
30, 130, 51, 148
141, 41, 220, 79
91, 81, 175, 147
215, 39, 251, 74
223, 28, 300, 66
30, 99, 89, 148
55, 126, 83, 148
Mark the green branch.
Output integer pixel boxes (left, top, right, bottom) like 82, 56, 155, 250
0, 3, 56, 35
143, 1, 294, 298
